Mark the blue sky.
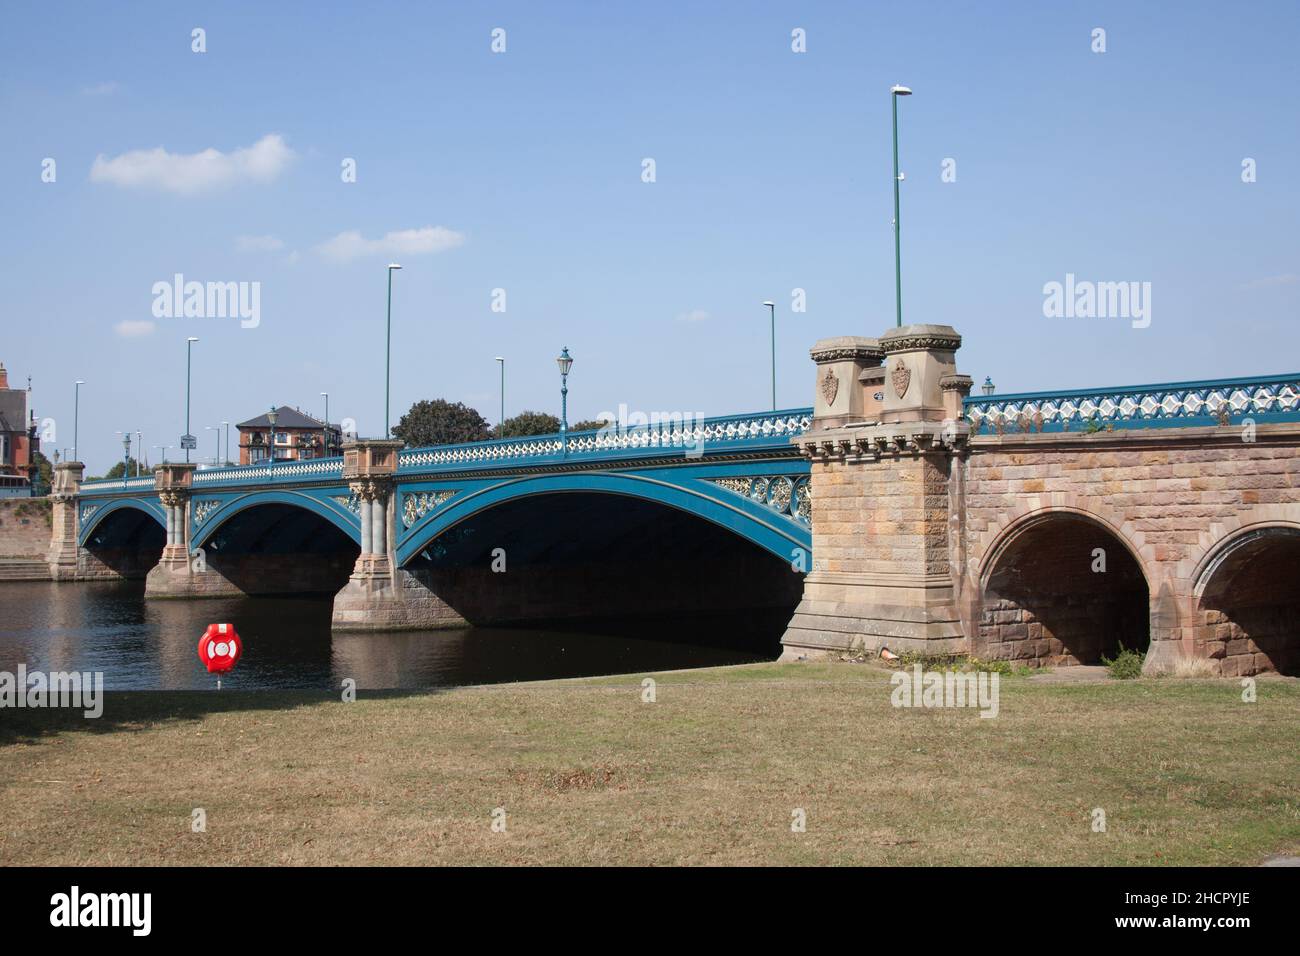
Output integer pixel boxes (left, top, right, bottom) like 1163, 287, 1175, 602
2, 1, 1297, 472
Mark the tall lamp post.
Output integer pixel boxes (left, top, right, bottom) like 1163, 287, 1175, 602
319, 392, 330, 456
890, 84, 912, 328
556, 347, 573, 457
206, 425, 221, 466
154, 445, 172, 464
384, 263, 402, 438
136, 430, 143, 476
73, 380, 84, 462
221, 420, 230, 465
495, 357, 505, 428
762, 301, 776, 410
185, 336, 199, 461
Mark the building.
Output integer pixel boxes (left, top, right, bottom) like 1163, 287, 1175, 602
236, 405, 341, 464
0, 362, 40, 497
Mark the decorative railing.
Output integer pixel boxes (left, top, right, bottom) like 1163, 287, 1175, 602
397, 408, 814, 472
78, 474, 159, 492
964, 373, 1300, 434
76, 408, 814, 493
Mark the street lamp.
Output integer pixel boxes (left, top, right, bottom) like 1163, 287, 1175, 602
384, 263, 402, 439
762, 301, 776, 410
206, 425, 221, 466
890, 84, 912, 329
495, 357, 505, 428
266, 406, 278, 468
154, 444, 171, 464
220, 420, 229, 466
73, 380, 85, 462
136, 430, 143, 476
319, 392, 330, 456
982, 376, 996, 396
116, 430, 131, 488
556, 347, 573, 456
185, 337, 199, 461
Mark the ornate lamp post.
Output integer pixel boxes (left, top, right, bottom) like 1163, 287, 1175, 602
119, 431, 131, 488
890, 84, 912, 328
556, 347, 573, 457
982, 376, 995, 396
266, 406, 278, 472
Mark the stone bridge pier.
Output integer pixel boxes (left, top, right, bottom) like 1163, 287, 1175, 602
329, 440, 467, 630
781, 323, 1300, 677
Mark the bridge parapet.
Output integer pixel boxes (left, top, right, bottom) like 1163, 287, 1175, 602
964, 372, 1300, 434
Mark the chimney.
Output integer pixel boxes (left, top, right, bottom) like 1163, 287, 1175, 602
0, 363, 8, 389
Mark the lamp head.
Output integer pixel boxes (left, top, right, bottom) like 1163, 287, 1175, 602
890, 85, 912, 96
556, 347, 573, 376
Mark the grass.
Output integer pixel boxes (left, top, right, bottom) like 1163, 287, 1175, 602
1, 662, 1297, 866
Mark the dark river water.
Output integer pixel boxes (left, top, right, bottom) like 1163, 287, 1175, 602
0, 582, 782, 690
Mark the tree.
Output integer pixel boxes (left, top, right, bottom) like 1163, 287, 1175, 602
392, 400, 491, 448
91, 457, 144, 481
30, 450, 53, 493
571, 418, 611, 432
494, 410, 560, 438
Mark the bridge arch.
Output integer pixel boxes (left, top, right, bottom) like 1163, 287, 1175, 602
191, 490, 360, 550
975, 505, 1153, 666
77, 497, 166, 548
397, 472, 809, 567
1190, 518, 1300, 676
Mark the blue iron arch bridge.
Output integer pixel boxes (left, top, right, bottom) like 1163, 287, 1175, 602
76, 408, 814, 563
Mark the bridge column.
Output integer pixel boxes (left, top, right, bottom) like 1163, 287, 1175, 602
781, 325, 972, 659
331, 440, 468, 631
46, 461, 84, 580
142, 462, 234, 597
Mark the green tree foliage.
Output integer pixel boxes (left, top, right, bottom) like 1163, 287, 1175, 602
571, 418, 612, 432
494, 410, 561, 438
31, 450, 53, 492
92, 457, 145, 481
393, 400, 491, 448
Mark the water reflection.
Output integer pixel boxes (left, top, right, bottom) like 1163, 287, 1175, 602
0, 582, 780, 690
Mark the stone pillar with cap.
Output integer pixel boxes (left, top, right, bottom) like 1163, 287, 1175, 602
781, 324, 972, 659
47, 461, 84, 580
330, 439, 468, 631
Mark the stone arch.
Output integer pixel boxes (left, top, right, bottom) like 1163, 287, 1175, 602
974, 504, 1154, 666
1188, 516, 1300, 676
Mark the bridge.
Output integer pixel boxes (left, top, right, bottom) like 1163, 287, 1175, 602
48, 323, 1300, 677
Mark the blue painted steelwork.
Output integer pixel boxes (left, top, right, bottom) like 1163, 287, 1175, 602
76, 497, 166, 547
189, 488, 361, 548
964, 373, 1300, 433
396, 468, 810, 567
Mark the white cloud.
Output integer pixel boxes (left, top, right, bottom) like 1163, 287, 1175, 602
90, 133, 295, 195
315, 226, 465, 263
114, 320, 156, 337
1241, 273, 1299, 290
81, 81, 120, 96
236, 234, 285, 253
676, 309, 710, 322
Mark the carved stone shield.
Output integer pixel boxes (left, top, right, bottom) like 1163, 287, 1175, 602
891, 361, 911, 399
819, 367, 839, 405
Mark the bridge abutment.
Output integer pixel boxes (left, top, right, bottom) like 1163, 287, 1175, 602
782, 325, 973, 659
330, 441, 468, 631
47, 461, 84, 580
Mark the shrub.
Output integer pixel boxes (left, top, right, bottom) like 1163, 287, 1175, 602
1102, 643, 1145, 679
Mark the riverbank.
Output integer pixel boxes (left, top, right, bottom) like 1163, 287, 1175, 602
2, 661, 1297, 865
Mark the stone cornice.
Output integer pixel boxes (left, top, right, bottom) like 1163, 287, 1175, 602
880, 324, 962, 353
810, 336, 884, 364
940, 373, 974, 392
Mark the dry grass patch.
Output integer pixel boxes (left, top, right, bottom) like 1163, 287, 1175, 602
1, 663, 1296, 866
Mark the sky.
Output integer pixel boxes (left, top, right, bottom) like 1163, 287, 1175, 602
2, 1, 1297, 473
